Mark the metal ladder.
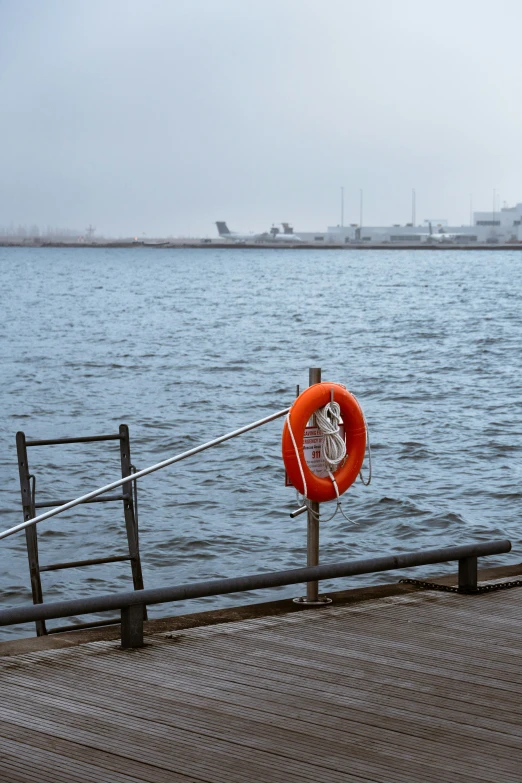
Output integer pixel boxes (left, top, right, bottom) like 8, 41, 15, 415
16, 424, 146, 636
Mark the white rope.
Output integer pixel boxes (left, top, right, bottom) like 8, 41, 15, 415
326, 469, 358, 525
314, 401, 346, 472
285, 412, 307, 500
287, 400, 356, 525
358, 411, 372, 486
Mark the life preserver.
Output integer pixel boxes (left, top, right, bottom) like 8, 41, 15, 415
282, 382, 366, 503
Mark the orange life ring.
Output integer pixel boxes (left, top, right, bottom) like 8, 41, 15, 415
282, 382, 366, 503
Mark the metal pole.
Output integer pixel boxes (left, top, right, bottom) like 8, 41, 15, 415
307, 367, 321, 602
293, 368, 331, 606
0, 407, 291, 542
341, 186, 344, 228
458, 556, 478, 593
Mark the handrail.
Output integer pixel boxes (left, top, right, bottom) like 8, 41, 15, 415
0, 407, 291, 542
0, 540, 511, 644
26, 433, 123, 447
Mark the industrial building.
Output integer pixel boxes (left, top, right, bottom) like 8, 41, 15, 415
296, 203, 522, 244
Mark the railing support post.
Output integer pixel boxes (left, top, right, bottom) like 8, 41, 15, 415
306, 367, 321, 602
121, 604, 144, 649
294, 368, 332, 606
458, 556, 478, 593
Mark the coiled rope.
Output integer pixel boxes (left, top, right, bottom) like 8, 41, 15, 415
314, 401, 346, 472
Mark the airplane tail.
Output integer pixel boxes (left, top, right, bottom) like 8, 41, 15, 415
216, 221, 230, 236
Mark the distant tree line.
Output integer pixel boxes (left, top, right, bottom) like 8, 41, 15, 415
0, 224, 84, 239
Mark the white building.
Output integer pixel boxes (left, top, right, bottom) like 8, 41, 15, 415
297, 222, 479, 244
295, 203, 522, 244
473, 203, 522, 242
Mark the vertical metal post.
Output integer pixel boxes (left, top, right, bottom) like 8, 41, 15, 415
121, 604, 144, 649
119, 425, 146, 618
16, 432, 46, 636
293, 368, 332, 606
458, 556, 478, 593
306, 367, 321, 602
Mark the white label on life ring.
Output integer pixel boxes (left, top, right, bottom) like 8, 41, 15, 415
303, 426, 327, 477
304, 425, 348, 478
285, 423, 345, 485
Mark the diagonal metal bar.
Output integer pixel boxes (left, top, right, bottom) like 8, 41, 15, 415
0, 407, 291, 542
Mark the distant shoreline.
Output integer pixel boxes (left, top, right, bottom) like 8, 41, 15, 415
1, 241, 522, 251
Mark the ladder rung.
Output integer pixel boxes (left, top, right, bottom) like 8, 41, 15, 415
26, 433, 123, 447
40, 555, 131, 572
48, 617, 121, 634
34, 494, 130, 509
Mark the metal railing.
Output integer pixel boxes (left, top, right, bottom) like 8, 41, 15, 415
0, 367, 352, 619
1, 399, 297, 637
0, 540, 511, 648
0, 370, 514, 651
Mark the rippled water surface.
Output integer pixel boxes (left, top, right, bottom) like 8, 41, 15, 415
0, 246, 521, 638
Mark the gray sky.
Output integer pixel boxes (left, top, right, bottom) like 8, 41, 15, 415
1, 0, 521, 237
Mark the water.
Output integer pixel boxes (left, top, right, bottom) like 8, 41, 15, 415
0, 246, 521, 639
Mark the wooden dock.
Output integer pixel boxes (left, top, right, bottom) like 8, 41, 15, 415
1, 579, 521, 782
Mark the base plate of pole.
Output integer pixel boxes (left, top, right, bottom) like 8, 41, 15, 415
292, 596, 332, 607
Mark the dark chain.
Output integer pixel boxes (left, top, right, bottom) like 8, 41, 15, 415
398, 578, 522, 594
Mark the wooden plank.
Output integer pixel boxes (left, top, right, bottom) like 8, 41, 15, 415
153, 630, 522, 697
201, 627, 522, 689
3, 670, 519, 782
1, 586, 522, 783
67, 633, 522, 719
2, 648, 516, 783
44, 642, 522, 744
0, 688, 482, 783
123, 642, 522, 729
0, 703, 369, 783
153, 626, 522, 694
245, 630, 522, 686
0, 735, 157, 783
5, 657, 522, 743
18, 636, 516, 752
45, 624, 522, 724
0, 721, 206, 783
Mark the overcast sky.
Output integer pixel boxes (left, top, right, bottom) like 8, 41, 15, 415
1, 0, 521, 237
